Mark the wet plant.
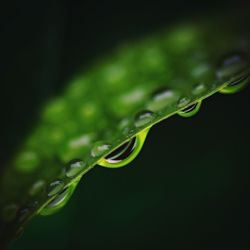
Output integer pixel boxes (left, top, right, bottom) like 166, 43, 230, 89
0, 11, 249, 249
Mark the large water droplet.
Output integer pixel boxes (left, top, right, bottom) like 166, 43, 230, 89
177, 100, 202, 118
1, 204, 18, 222
217, 53, 248, 81
134, 110, 155, 128
40, 184, 77, 216
47, 180, 64, 197
98, 128, 150, 168
91, 142, 111, 158
105, 137, 136, 164
66, 160, 87, 178
147, 87, 179, 111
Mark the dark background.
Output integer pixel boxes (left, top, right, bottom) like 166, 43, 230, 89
1, 0, 250, 249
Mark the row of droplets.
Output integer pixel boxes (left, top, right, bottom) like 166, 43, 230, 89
2, 52, 249, 221
91, 52, 250, 169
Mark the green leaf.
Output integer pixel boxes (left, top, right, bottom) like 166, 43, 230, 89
0, 14, 249, 248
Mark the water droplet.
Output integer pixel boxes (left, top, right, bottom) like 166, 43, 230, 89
1, 204, 18, 222
47, 180, 64, 197
216, 53, 248, 81
177, 100, 202, 118
29, 180, 46, 196
105, 137, 136, 164
147, 87, 179, 111
134, 110, 155, 128
40, 184, 76, 216
66, 160, 87, 178
220, 73, 250, 94
98, 128, 150, 168
91, 142, 111, 158
177, 97, 190, 108
192, 83, 207, 95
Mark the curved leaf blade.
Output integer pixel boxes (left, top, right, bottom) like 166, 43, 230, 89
0, 13, 249, 248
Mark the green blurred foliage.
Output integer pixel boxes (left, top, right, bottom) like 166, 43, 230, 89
1, 0, 250, 249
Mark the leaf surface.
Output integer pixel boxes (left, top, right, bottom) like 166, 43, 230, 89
0, 13, 249, 248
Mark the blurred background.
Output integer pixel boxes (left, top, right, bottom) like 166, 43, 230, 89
1, 0, 250, 249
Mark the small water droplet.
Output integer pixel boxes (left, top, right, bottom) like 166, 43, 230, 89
40, 184, 76, 216
98, 128, 150, 168
91, 142, 111, 158
134, 110, 155, 128
66, 160, 87, 178
29, 180, 46, 196
147, 87, 179, 111
192, 83, 207, 95
48, 180, 64, 197
216, 53, 248, 81
1, 204, 18, 222
177, 97, 190, 108
177, 100, 202, 118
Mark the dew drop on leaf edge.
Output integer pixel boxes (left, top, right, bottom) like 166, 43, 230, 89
105, 137, 136, 164
98, 128, 150, 169
40, 184, 76, 216
177, 100, 202, 118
